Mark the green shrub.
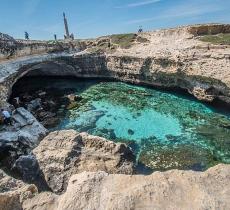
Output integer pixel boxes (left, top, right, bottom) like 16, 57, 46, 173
110, 33, 137, 49
199, 33, 230, 45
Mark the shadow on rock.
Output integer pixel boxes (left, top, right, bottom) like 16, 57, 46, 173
12, 154, 51, 192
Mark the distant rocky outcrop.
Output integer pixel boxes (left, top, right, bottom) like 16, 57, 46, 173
0, 33, 17, 44
0, 32, 76, 61
0, 33, 18, 58
0, 169, 37, 210
188, 23, 230, 36
32, 130, 135, 193
23, 164, 230, 210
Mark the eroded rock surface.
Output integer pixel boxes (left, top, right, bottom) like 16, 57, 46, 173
33, 130, 135, 193
0, 24, 230, 210
0, 107, 47, 168
0, 169, 37, 210
23, 164, 230, 210
0, 24, 230, 105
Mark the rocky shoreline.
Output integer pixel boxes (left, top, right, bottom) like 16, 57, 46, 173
0, 24, 230, 209
1, 162, 230, 210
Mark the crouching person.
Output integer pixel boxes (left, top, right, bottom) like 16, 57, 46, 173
1, 109, 13, 125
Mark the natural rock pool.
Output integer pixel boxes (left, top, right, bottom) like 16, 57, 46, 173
11, 77, 230, 171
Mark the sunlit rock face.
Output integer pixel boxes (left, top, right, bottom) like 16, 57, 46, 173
22, 165, 230, 210
32, 130, 135, 194
0, 169, 37, 210
11, 77, 230, 171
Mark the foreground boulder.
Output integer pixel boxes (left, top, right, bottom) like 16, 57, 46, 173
23, 164, 230, 210
33, 130, 135, 193
0, 169, 37, 210
0, 107, 47, 168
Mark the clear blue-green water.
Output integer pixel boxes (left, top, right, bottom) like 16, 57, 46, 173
55, 80, 230, 171
12, 77, 230, 171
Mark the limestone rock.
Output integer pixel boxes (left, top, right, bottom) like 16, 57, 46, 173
12, 108, 48, 141
23, 164, 230, 210
13, 155, 40, 182
0, 107, 47, 168
189, 87, 215, 102
0, 169, 37, 210
12, 155, 50, 192
1, 24, 230, 105
23, 192, 57, 210
33, 130, 135, 193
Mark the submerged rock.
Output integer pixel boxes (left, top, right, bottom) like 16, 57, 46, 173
23, 164, 230, 210
66, 94, 82, 102
33, 130, 135, 194
128, 129, 134, 135
139, 144, 217, 171
67, 110, 105, 132
0, 169, 37, 210
138, 134, 221, 171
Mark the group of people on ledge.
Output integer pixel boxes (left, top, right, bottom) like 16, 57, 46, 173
0, 97, 21, 126
0, 108, 12, 125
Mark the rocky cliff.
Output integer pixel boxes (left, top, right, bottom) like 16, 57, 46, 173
23, 164, 230, 210
0, 33, 75, 62
32, 130, 135, 194
0, 23, 230, 210
0, 169, 37, 210
0, 24, 229, 106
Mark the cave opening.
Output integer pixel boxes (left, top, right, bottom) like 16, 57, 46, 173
8, 75, 230, 172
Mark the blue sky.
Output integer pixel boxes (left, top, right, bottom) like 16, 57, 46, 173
0, 0, 229, 40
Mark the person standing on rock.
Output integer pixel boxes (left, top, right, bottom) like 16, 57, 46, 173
1, 109, 12, 125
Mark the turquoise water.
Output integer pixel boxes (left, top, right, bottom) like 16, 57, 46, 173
11, 77, 230, 171
56, 80, 230, 171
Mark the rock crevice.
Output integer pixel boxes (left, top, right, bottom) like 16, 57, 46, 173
31, 130, 135, 194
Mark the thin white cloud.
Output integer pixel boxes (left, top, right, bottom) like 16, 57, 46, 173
125, 2, 226, 24
115, 0, 161, 9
